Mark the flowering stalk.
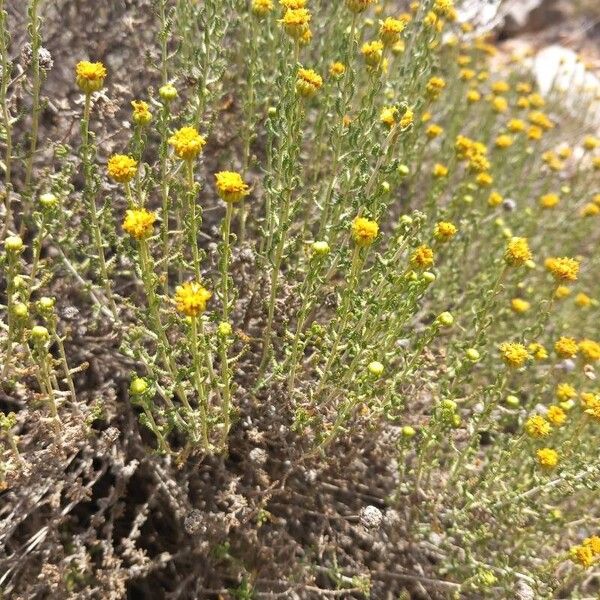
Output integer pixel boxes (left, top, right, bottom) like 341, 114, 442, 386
2, 237, 23, 379
0, 0, 13, 238
190, 315, 210, 450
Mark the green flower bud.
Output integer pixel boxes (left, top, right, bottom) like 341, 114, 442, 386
368, 361, 384, 377
560, 399, 575, 411
38, 296, 56, 314
39, 192, 58, 209
422, 271, 436, 283
441, 399, 457, 411
397, 164, 410, 177
159, 83, 178, 102
465, 348, 480, 362
30, 325, 49, 343
436, 311, 454, 327
13, 275, 26, 289
401, 425, 416, 438
130, 377, 149, 396
13, 302, 29, 320
218, 322, 233, 337
267, 106, 277, 117
505, 394, 520, 407
381, 181, 390, 193
311, 241, 330, 256
4, 235, 23, 253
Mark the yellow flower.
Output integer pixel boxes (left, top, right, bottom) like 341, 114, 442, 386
584, 536, 600, 556
524, 415, 551, 438
536, 448, 558, 469
579, 339, 600, 361
547, 405, 566, 426
123, 208, 157, 239
581, 392, 599, 408
555, 285, 571, 299
581, 203, 600, 217
488, 191, 503, 207
361, 40, 384, 67
585, 398, 600, 422
426, 123, 443, 138
426, 76, 446, 99
296, 68, 323, 97
168, 126, 206, 161
554, 336, 578, 358
379, 17, 405, 46
466, 89, 481, 103
491, 96, 508, 113
475, 172, 493, 187
545, 257, 579, 282
280, 0, 306, 7
516, 96, 530, 110
528, 92, 545, 108
352, 216, 379, 246
107, 154, 138, 184
329, 61, 346, 78
459, 68, 475, 81
433, 221, 457, 242
410, 245, 434, 269
570, 545, 595, 568
516, 82, 532, 94
495, 134, 513, 149
280, 8, 311, 38
346, 0, 376, 13
528, 111, 553, 130
76, 61, 107, 94
583, 135, 600, 151
575, 292, 591, 307
174, 282, 211, 317
491, 80, 510, 94
499, 342, 529, 368
252, 0, 274, 16
556, 383, 577, 401
433, 0, 457, 20
527, 125, 543, 140
379, 106, 398, 128
399, 107, 414, 129
528, 342, 548, 361
131, 100, 152, 126
215, 171, 250, 203
539, 193, 559, 209
507, 118, 526, 133
510, 298, 530, 313
505, 237, 532, 267
593, 157, 600, 170
432, 163, 448, 177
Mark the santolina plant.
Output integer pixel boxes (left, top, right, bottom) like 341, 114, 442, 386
1, 0, 600, 597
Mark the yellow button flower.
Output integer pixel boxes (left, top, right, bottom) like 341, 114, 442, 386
280, 8, 311, 39
174, 282, 212, 317
504, 237, 532, 267
107, 154, 138, 184
499, 342, 529, 368
545, 257, 579, 282
524, 415, 551, 438
215, 171, 250, 203
168, 126, 206, 161
131, 100, 152, 126
536, 448, 558, 469
296, 68, 323, 97
76, 61, 107, 94
433, 221, 457, 242
554, 336, 578, 358
351, 216, 379, 246
123, 208, 157, 239
410, 245, 434, 269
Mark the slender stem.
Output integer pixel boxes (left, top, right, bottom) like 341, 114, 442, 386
191, 316, 210, 450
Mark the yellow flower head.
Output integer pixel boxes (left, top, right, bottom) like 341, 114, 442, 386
433, 0, 457, 20
545, 257, 579, 282
476, 172, 493, 187
280, 0, 305, 8
215, 171, 250, 203
528, 342, 548, 361
586, 398, 600, 422
581, 203, 600, 217
466, 89, 481, 103
583, 135, 600, 151
528, 110, 553, 130
488, 191, 503, 207
507, 118, 526, 133
426, 76, 446, 99
575, 292, 592, 307
528, 92, 545, 107
346, 0, 376, 13
280, 8, 311, 38
107, 154, 138, 184
379, 17, 406, 46
570, 545, 595, 568
556, 383, 577, 401
432, 163, 448, 177
524, 415, 551, 438
379, 106, 398, 128
554, 285, 570, 299
399, 107, 414, 129
76, 61, 107, 94
584, 536, 600, 555
131, 100, 152, 126
123, 208, 157, 240
516, 82, 532, 94
579, 339, 600, 362
536, 448, 558, 469
510, 298, 530, 313
505, 237, 532, 267
352, 216, 379, 246
581, 392, 599, 408
174, 282, 211, 317
554, 336, 578, 358
527, 125, 543, 140
547, 405, 566, 426
329, 61, 346, 78
499, 342, 529, 368
539, 193, 559, 209
492, 96, 508, 113
491, 80, 510, 94
252, 0, 274, 17
433, 221, 457, 242
459, 68, 475, 81
495, 134, 513, 149
296, 68, 323, 97
410, 245, 434, 269
361, 40, 384, 67
426, 123, 443, 139
168, 126, 206, 161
